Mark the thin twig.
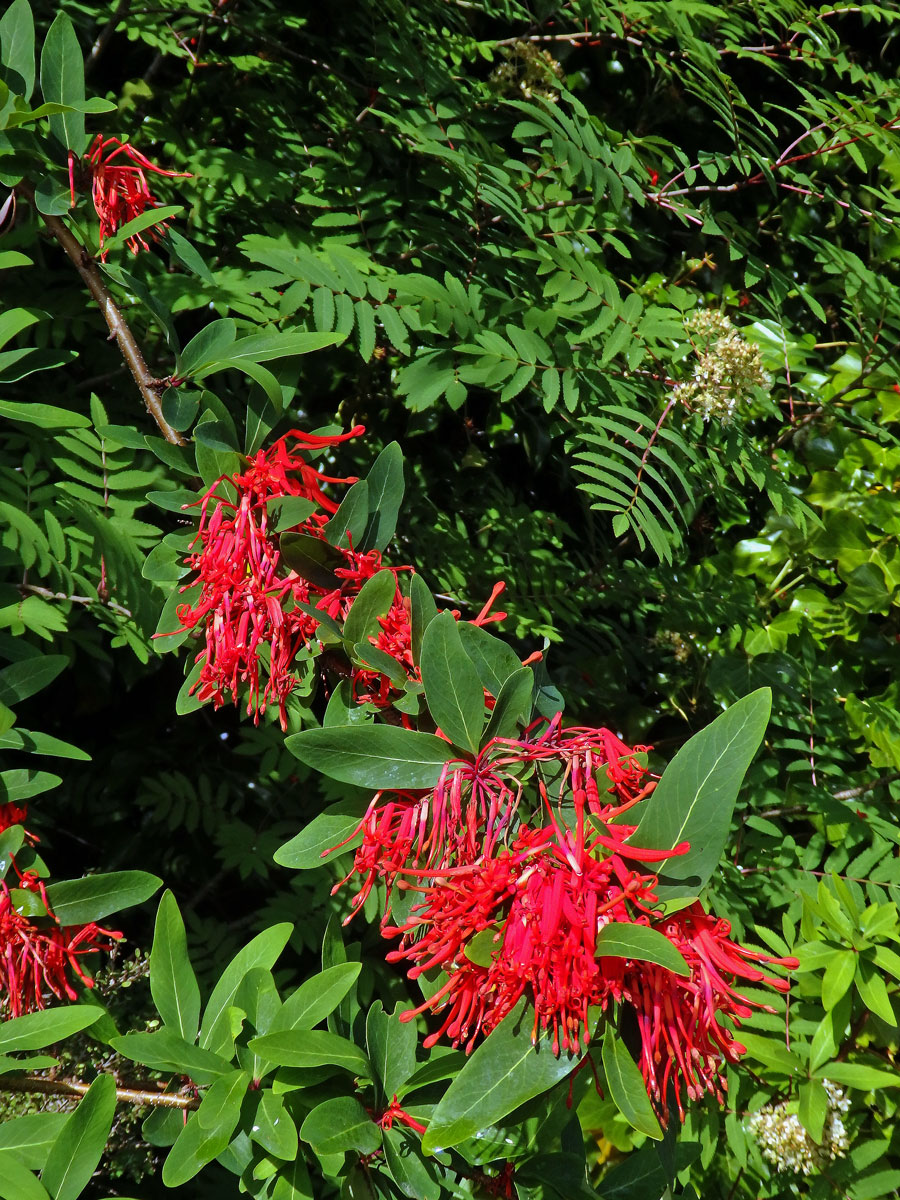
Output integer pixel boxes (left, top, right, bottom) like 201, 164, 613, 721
21, 182, 184, 446
0, 1074, 199, 1110
832, 772, 900, 801
18, 583, 132, 620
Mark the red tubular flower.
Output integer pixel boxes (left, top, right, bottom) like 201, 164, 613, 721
73, 134, 190, 259
0, 873, 121, 1017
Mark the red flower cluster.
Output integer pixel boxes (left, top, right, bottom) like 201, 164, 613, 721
172, 426, 506, 729
0, 804, 121, 1017
70, 134, 189, 260
332, 720, 798, 1118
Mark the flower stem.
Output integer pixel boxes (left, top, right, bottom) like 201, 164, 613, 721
0, 1072, 199, 1109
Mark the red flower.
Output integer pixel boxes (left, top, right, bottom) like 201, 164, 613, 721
331, 717, 798, 1113
72, 135, 190, 260
1, 873, 121, 1017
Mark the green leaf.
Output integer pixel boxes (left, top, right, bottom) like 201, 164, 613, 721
822, 949, 856, 1010
99, 205, 183, 257
383, 1126, 440, 1200
628, 688, 772, 904
199, 923, 293, 1054
0, 1006, 101, 1054
0, 0, 36, 100
855, 957, 896, 1025
343, 569, 397, 646
279, 531, 345, 590
161, 1112, 232, 1187
274, 797, 368, 869
323, 478, 369, 549
0, 655, 67, 705
285, 725, 454, 789
268, 495, 319, 533
815, 1061, 900, 1089
422, 1000, 580, 1152
0, 823, 23, 881
269, 963, 362, 1031
38, 12, 84, 151
111, 1030, 233, 1084
0, 1151, 50, 1200
150, 890, 201, 1042
299, 1097, 381, 1156
0, 1114, 68, 1171
45, 870, 162, 925
272, 1156, 314, 1200
595, 924, 689, 976
457, 621, 522, 697
225, 330, 343, 362
601, 1027, 662, 1140
359, 441, 405, 552
366, 1000, 417, 1104
798, 1079, 828, 1144
483, 666, 533, 742
409, 573, 438, 668
248, 1028, 371, 1076
41, 1074, 116, 1200
354, 642, 409, 687
0, 401, 90, 429
195, 1069, 248, 1137
177, 318, 237, 375
251, 1090, 298, 1159
420, 612, 485, 753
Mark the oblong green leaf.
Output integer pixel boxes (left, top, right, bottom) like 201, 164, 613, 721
299, 1097, 380, 1156
41, 1074, 116, 1200
273, 797, 368, 869
284, 725, 454, 789
45, 870, 162, 925
359, 441, 405, 552
323, 478, 369, 549
0, 0, 36, 100
199, 923, 293, 1054
457, 621, 522, 697
342, 568, 396, 646
248, 1028, 370, 1076
0, 1006, 100, 1054
420, 612, 485, 753
628, 688, 772, 904
150, 890, 201, 1042
0, 1151, 50, 1200
38, 12, 84, 151
422, 1000, 581, 1152
269, 963, 362, 1032
482, 666, 533, 743
601, 1028, 662, 1140
595, 923, 689, 976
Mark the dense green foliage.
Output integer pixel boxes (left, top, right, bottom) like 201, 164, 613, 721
1, 0, 900, 1196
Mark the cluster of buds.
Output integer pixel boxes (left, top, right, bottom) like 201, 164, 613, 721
673, 310, 771, 423
332, 718, 798, 1119
748, 1081, 851, 1174
0, 805, 121, 1016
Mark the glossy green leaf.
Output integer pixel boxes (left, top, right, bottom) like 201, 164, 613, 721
409, 573, 438, 667
251, 1090, 298, 1159
822, 948, 856, 1010
0, 655, 67, 706
601, 1027, 662, 1140
0, 1114, 68, 1171
0, 401, 88, 430
420, 611, 485, 753
359, 441, 405, 552
629, 688, 772, 904
366, 1000, 417, 1103
279, 531, 344, 590
343, 568, 396, 645
798, 1078, 828, 1144
199, 923, 293, 1054
248, 1028, 370, 1075
100, 205, 183, 258
0, 1006, 100, 1053
195, 1069, 248, 1136
457, 621, 522, 697
422, 1000, 580, 1151
815, 1061, 900, 1089
161, 1112, 232, 1187
324, 478, 369, 548
272, 1155, 314, 1200
111, 1030, 232, 1085
270, 963, 362, 1032
0, 1151, 50, 1200
41, 1074, 116, 1200
482, 666, 533, 742
0, 0, 36, 99
38, 12, 84, 151
299, 1096, 381, 1156
855, 957, 896, 1024
150, 890, 201, 1042
595, 923, 689, 976
383, 1126, 440, 1200
285, 725, 454, 789
0, 823, 23, 881
45, 870, 162, 924
178, 319, 237, 375
274, 797, 368, 869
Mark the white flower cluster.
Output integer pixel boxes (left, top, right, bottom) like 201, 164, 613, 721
748, 1081, 851, 1176
673, 309, 771, 423
489, 42, 565, 103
